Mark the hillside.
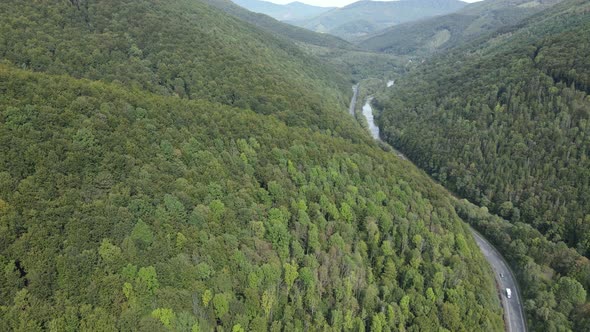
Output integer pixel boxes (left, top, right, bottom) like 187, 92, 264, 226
359, 0, 562, 55
0, 0, 505, 330
232, 0, 334, 21
0, 0, 355, 137
202, 0, 355, 50
290, 0, 467, 40
373, 0, 590, 328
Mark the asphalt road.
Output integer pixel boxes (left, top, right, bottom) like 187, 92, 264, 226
470, 228, 527, 332
349, 84, 359, 116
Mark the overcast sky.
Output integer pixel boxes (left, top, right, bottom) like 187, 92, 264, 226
266, 0, 482, 8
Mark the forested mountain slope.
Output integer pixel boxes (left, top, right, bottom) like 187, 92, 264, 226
359, 0, 562, 56
0, 0, 357, 139
0, 0, 505, 331
374, 2, 590, 327
0, 60, 504, 332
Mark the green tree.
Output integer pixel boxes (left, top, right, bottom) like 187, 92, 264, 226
213, 293, 230, 319
131, 220, 153, 247
136, 266, 159, 295
151, 308, 176, 328
283, 261, 299, 294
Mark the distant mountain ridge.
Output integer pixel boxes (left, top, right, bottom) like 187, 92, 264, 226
358, 0, 563, 55
288, 0, 467, 40
232, 0, 334, 21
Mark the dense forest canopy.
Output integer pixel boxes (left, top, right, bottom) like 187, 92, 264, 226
0, 0, 363, 140
0, 0, 506, 331
377, 0, 590, 253
374, 0, 590, 328
4, 0, 589, 329
0, 63, 504, 331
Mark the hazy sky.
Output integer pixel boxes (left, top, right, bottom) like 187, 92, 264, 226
266, 0, 482, 8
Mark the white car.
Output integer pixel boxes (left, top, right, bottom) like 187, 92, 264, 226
506, 288, 512, 299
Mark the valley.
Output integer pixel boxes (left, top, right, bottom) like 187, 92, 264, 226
0, 0, 588, 331
354, 80, 525, 331
362, 0, 590, 329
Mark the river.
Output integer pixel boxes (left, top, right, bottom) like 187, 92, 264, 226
362, 97, 380, 140
356, 82, 406, 160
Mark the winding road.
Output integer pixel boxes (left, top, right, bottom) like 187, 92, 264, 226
351, 82, 527, 332
470, 228, 527, 332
